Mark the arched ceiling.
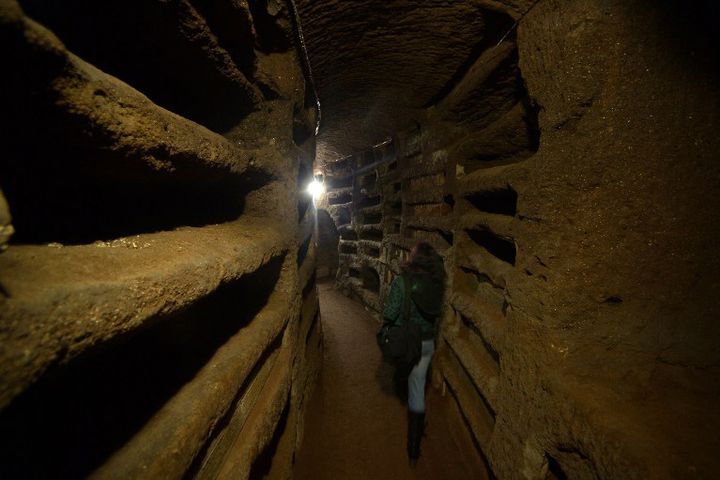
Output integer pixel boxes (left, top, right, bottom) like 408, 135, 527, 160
295, 0, 526, 162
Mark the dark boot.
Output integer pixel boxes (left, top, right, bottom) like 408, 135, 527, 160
407, 411, 426, 466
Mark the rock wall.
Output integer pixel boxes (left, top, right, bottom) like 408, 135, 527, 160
319, 142, 396, 315
319, 0, 720, 478
0, 0, 321, 478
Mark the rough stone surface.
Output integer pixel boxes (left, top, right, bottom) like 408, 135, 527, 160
312, 0, 720, 478
0, 0, 320, 478
296, 0, 529, 161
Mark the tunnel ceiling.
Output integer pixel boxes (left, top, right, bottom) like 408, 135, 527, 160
296, 0, 527, 162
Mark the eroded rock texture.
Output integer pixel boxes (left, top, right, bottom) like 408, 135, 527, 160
311, 0, 720, 478
0, 0, 321, 478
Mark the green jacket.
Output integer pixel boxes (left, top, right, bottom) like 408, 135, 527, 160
383, 273, 444, 340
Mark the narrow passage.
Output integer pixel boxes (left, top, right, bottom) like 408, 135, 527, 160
293, 280, 488, 479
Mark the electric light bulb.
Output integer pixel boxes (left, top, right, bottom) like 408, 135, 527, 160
307, 179, 325, 199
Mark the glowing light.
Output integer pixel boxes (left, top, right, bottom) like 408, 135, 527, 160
307, 179, 325, 199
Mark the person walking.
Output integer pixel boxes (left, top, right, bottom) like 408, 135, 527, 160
382, 242, 445, 466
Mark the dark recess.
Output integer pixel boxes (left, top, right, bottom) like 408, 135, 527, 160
444, 380, 498, 480
340, 243, 358, 255
545, 454, 568, 480
186, 328, 284, 478
466, 228, 516, 265
248, 393, 291, 479
348, 267, 361, 279
360, 173, 377, 189
328, 192, 352, 205
459, 314, 500, 366
0, 255, 284, 479
338, 228, 358, 241
465, 187, 517, 216
359, 228, 383, 242
1, 147, 272, 245
247, 0, 292, 53
336, 207, 351, 226
293, 108, 314, 145
18, 0, 260, 134
305, 310, 320, 345
365, 245, 381, 258
327, 176, 353, 189
302, 271, 316, 300
359, 195, 381, 208
438, 230, 454, 246
363, 211, 382, 225
361, 267, 380, 293
297, 234, 312, 267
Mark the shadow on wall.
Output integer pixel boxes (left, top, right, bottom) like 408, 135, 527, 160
315, 208, 339, 278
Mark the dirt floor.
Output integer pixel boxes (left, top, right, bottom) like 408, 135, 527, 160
293, 280, 488, 479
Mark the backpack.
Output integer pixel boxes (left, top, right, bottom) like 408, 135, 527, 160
376, 275, 422, 367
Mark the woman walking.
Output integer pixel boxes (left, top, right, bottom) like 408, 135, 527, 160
382, 242, 445, 466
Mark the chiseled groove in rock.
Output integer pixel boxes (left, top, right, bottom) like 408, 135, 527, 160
300, 295, 321, 343
444, 332, 500, 410
193, 342, 282, 480
451, 292, 504, 351
440, 347, 496, 449
90, 266, 296, 480
17, 0, 263, 134
214, 339, 293, 479
457, 245, 515, 293
0, 221, 286, 410
298, 244, 318, 296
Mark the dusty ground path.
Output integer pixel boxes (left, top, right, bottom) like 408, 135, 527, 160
293, 280, 487, 480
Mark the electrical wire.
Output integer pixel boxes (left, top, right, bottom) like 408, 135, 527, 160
287, 0, 322, 135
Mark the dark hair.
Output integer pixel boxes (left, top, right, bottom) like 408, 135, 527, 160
402, 242, 445, 284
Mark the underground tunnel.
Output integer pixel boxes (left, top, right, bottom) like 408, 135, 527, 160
1, 0, 719, 478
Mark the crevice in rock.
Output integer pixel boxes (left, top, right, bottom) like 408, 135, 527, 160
2, 163, 273, 245
465, 186, 518, 216
339, 243, 357, 255
328, 192, 352, 205
466, 228, 516, 266
248, 391, 291, 479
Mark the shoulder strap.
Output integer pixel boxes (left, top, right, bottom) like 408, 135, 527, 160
401, 274, 412, 323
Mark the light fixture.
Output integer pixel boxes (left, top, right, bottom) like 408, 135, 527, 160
307, 177, 325, 200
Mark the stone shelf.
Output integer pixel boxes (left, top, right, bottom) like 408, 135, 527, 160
458, 212, 515, 239
438, 345, 496, 451
93, 277, 295, 479
450, 291, 505, 352
404, 214, 454, 232
444, 334, 500, 407
455, 244, 515, 292
0, 219, 287, 409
